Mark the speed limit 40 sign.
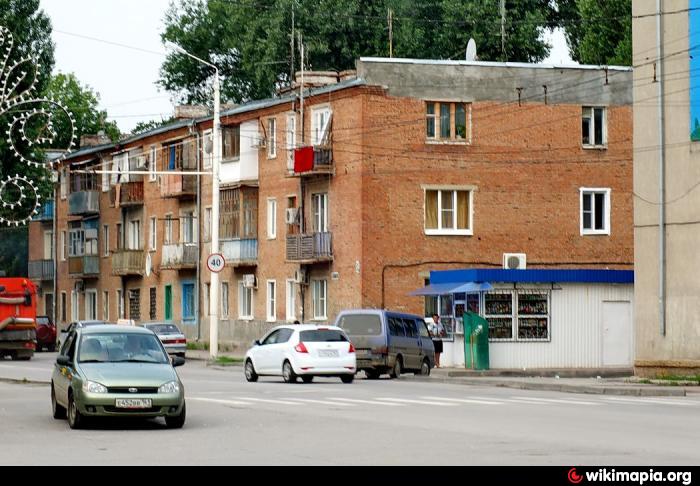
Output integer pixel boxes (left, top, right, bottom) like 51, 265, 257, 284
207, 253, 225, 273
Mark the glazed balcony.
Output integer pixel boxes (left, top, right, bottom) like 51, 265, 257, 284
68, 255, 99, 277
286, 232, 333, 263
68, 191, 99, 215
32, 200, 54, 222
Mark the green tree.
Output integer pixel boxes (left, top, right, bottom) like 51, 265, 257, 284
46, 73, 121, 148
131, 117, 176, 136
159, 0, 557, 104
557, 0, 631, 66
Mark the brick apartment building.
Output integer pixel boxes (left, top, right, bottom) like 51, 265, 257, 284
28, 58, 633, 358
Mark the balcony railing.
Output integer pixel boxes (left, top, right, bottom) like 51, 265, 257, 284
292, 146, 333, 176
220, 238, 258, 266
111, 249, 145, 276
160, 173, 196, 198
28, 259, 54, 280
161, 243, 198, 269
32, 200, 54, 222
111, 181, 144, 206
286, 232, 333, 262
68, 255, 99, 276
68, 191, 100, 215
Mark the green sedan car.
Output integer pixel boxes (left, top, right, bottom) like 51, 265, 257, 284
51, 325, 186, 429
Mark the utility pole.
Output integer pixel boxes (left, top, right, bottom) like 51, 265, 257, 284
500, 0, 506, 61
388, 8, 393, 58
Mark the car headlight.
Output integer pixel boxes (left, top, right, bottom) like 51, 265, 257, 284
82, 381, 108, 393
158, 381, 181, 394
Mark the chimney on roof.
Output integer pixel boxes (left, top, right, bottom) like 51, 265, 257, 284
80, 131, 111, 147
174, 104, 210, 120
277, 70, 356, 95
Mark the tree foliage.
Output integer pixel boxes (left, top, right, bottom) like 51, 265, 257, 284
159, 0, 558, 104
557, 0, 632, 66
131, 117, 176, 136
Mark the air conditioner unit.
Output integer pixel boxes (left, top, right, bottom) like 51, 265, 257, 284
251, 135, 267, 148
285, 207, 299, 225
294, 268, 307, 285
503, 253, 527, 270
84, 228, 98, 240
243, 274, 257, 289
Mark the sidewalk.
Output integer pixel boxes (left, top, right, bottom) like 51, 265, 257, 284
185, 349, 244, 364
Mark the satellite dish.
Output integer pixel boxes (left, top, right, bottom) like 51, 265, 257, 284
466, 38, 477, 61
145, 252, 152, 277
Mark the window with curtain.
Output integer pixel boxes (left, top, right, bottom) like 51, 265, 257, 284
424, 189, 472, 235
425, 102, 471, 142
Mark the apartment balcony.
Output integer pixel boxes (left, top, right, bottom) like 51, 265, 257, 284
160, 173, 196, 199
28, 259, 54, 281
161, 243, 198, 270
68, 255, 99, 277
286, 232, 333, 263
220, 238, 258, 267
68, 191, 100, 216
292, 146, 333, 177
32, 200, 54, 222
111, 181, 144, 207
111, 249, 145, 276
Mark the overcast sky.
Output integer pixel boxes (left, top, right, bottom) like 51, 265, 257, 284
39, 0, 576, 134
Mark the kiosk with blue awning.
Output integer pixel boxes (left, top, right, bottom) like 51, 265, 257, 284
411, 269, 634, 370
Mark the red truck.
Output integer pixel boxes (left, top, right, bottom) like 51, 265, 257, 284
0, 278, 37, 360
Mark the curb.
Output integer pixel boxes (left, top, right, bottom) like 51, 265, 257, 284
402, 376, 687, 397
0, 377, 50, 386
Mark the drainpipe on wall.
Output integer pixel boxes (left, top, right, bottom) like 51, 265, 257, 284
656, 0, 666, 336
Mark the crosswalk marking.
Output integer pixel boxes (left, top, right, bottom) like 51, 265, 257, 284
420, 396, 504, 405
235, 397, 303, 406
283, 398, 355, 406
190, 397, 255, 406
375, 397, 458, 406
325, 397, 405, 406
508, 396, 601, 406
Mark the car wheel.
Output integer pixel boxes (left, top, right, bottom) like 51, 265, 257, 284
417, 358, 431, 376
244, 359, 258, 382
67, 392, 83, 429
282, 360, 297, 383
390, 356, 402, 379
51, 384, 66, 419
365, 369, 380, 380
340, 374, 354, 384
165, 402, 186, 429
301, 375, 314, 384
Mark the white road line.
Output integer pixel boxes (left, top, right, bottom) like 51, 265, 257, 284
325, 397, 405, 407
508, 396, 601, 406
601, 397, 696, 407
190, 397, 254, 406
235, 397, 303, 406
420, 396, 504, 405
283, 398, 355, 406
376, 397, 458, 406
0, 364, 50, 372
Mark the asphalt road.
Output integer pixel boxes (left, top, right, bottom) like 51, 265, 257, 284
1, 352, 699, 466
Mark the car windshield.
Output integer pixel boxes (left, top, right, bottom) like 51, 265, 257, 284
145, 324, 180, 334
336, 314, 382, 336
36, 317, 49, 325
299, 330, 348, 342
78, 333, 169, 364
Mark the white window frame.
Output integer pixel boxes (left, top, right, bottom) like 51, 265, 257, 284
286, 113, 297, 171
580, 187, 611, 235
285, 279, 296, 322
102, 290, 109, 321
149, 217, 157, 251
71, 291, 79, 321
311, 106, 332, 146
149, 146, 157, 182
202, 129, 213, 170
103, 225, 109, 257
267, 198, 277, 239
164, 214, 173, 245
43, 230, 53, 260
423, 187, 474, 236
425, 101, 472, 144
221, 282, 229, 319
582, 106, 607, 148
312, 193, 328, 233
238, 281, 254, 320
60, 231, 66, 261
85, 289, 97, 320
312, 279, 327, 320
266, 280, 276, 322
182, 211, 197, 244
267, 118, 277, 158
117, 289, 124, 319
128, 219, 141, 250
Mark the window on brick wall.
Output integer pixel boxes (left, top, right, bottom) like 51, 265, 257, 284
222, 126, 240, 160
129, 289, 140, 321
580, 188, 611, 235
150, 287, 156, 320
582, 107, 606, 147
424, 188, 473, 235
426, 101, 471, 142
267, 118, 277, 158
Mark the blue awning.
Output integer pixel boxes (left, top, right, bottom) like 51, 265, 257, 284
410, 281, 493, 296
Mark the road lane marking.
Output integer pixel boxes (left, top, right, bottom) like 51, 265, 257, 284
325, 397, 405, 407
190, 397, 254, 406
376, 397, 457, 406
235, 397, 303, 406
420, 396, 504, 405
283, 398, 355, 406
508, 396, 601, 406
601, 397, 696, 407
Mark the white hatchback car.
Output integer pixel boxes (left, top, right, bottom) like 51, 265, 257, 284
244, 325, 357, 383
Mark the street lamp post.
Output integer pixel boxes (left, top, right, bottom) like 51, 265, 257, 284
167, 43, 220, 358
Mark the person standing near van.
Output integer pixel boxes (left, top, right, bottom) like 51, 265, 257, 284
430, 314, 445, 368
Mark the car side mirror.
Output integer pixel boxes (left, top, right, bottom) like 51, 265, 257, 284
253, 339, 261, 346
57, 355, 71, 366
171, 356, 186, 367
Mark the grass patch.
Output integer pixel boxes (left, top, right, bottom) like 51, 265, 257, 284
655, 374, 700, 383
187, 341, 209, 351
213, 356, 243, 365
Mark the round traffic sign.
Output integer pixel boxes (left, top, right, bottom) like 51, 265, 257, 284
207, 253, 225, 273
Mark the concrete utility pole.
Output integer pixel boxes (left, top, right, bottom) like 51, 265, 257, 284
388, 8, 393, 58
166, 42, 221, 358
500, 0, 506, 61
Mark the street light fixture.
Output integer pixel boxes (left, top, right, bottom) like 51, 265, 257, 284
166, 41, 221, 359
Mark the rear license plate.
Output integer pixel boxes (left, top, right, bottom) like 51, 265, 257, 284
318, 350, 339, 358
115, 398, 152, 409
